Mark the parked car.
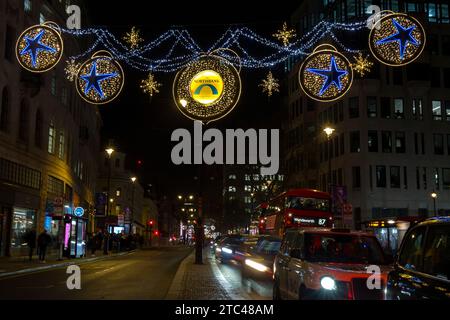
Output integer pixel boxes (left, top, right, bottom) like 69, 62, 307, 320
241, 235, 282, 280
386, 216, 450, 300
273, 228, 393, 300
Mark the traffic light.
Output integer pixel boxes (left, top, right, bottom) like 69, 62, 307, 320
154, 230, 159, 236
148, 219, 154, 226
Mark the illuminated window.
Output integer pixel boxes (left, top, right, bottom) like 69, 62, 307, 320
58, 130, 65, 159
116, 188, 121, 197
394, 98, 404, 119
24, 0, 32, 12
228, 174, 236, 180
228, 186, 236, 193
48, 121, 55, 154
412, 98, 423, 120
244, 185, 252, 192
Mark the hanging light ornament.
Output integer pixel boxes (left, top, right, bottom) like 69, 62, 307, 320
369, 12, 426, 67
140, 72, 162, 97
65, 59, 81, 82
351, 53, 373, 77
16, 21, 64, 73
259, 71, 280, 97
273, 22, 296, 47
298, 44, 353, 102
75, 51, 125, 105
123, 26, 144, 49
173, 49, 242, 124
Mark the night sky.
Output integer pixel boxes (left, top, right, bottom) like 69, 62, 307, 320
85, 1, 300, 196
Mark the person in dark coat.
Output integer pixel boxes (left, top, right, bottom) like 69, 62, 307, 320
37, 230, 52, 262
24, 229, 36, 261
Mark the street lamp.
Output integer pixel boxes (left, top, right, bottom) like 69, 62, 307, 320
130, 176, 137, 235
431, 191, 438, 216
104, 147, 114, 255
323, 127, 335, 192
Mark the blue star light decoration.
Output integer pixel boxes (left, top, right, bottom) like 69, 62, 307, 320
306, 56, 348, 96
20, 29, 57, 68
375, 18, 419, 60
80, 61, 118, 99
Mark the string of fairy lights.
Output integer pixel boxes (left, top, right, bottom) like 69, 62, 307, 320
15, 12, 426, 123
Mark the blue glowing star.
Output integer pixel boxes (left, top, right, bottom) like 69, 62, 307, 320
80, 61, 118, 99
306, 56, 348, 96
375, 18, 419, 60
20, 29, 57, 67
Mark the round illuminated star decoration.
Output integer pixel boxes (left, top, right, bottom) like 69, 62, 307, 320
273, 22, 296, 47
369, 13, 426, 67
351, 53, 373, 77
75, 52, 124, 105
15, 22, 63, 73
173, 55, 241, 123
123, 26, 144, 49
299, 46, 353, 102
260, 71, 280, 97
140, 72, 162, 97
65, 59, 81, 82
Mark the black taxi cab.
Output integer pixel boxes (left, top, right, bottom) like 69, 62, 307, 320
386, 217, 450, 300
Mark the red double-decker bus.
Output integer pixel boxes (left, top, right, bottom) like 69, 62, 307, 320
257, 189, 333, 237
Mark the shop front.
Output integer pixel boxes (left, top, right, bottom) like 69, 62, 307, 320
62, 206, 88, 258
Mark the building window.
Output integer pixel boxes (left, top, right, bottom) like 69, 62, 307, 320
447, 134, 450, 155
423, 167, 428, 190
432, 100, 442, 120
48, 121, 55, 154
228, 174, 236, 180
395, 132, 406, 153
393, 98, 404, 119
416, 167, 420, 189
390, 166, 400, 188
0, 87, 9, 132
24, 0, 32, 12
244, 185, 252, 192
116, 188, 121, 197
380, 97, 391, 119
445, 101, 450, 121
348, 97, 359, 118
244, 174, 251, 181
376, 166, 387, 188
244, 197, 252, 204
352, 166, 361, 189
340, 133, 345, 154
48, 175, 64, 196
61, 87, 68, 105
115, 205, 121, 215
350, 131, 360, 153
51, 74, 57, 96
434, 168, 440, 190
421, 133, 425, 155
412, 98, 423, 120
35, 109, 42, 148
381, 131, 392, 153
403, 166, 408, 189
58, 130, 65, 159
4, 26, 15, 61
368, 130, 378, 152
228, 186, 236, 192
253, 174, 260, 181
18, 100, 29, 143
434, 134, 444, 155
367, 96, 377, 118
0, 158, 41, 190
442, 168, 450, 190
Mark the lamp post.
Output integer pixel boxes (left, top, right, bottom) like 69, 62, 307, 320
104, 147, 114, 254
323, 127, 335, 192
130, 176, 137, 235
431, 191, 437, 216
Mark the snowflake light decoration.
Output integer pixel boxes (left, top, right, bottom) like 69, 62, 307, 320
259, 71, 280, 97
351, 53, 373, 77
65, 59, 81, 82
140, 72, 162, 97
123, 26, 144, 49
273, 22, 296, 47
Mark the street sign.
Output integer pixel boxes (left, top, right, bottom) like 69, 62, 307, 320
73, 207, 84, 217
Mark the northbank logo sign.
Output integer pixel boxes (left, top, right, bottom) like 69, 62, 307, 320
171, 121, 279, 176
190, 70, 224, 105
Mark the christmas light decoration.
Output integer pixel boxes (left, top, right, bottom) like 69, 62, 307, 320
140, 72, 162, 97
65, 59, 81, 82
76, 51, 124, 105
299, 44, 353, 102
273, 22, 296, 47
173, 54, 241, 123
369, 12, 425, 66
351, 53, 373, 77
16, 22, 63, 73
123, 26, 144, 49
259, 71, 280, 97
57, 20, 366, 73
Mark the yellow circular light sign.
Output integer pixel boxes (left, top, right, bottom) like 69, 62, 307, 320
189, 70, 224, 106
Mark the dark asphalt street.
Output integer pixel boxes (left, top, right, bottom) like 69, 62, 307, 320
0, 247, 192, 300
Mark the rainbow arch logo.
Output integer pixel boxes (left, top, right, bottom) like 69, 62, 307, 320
189, 70, 224, 105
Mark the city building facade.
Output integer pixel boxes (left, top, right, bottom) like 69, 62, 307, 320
284, 0, 450, 250
0, 0, 100, 257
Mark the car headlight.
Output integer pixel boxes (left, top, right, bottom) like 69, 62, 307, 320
222, 247, 233, 254
215, 247, 221, 252
245, 259, 268, 272
320, 276, 336, 290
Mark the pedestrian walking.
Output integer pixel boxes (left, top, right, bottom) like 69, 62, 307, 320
23, 229, 36, 261
37, 229, 52, 263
